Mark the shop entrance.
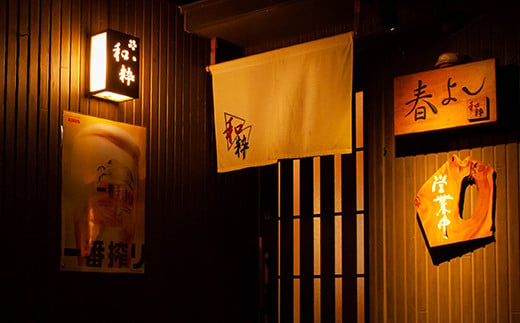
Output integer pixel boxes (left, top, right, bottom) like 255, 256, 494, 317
258, 92, 366, 323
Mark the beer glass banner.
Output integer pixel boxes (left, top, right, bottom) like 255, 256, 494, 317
61, 111, 146, 273
394, 58, 496, 136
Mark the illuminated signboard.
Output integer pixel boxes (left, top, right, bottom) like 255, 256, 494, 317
90, 29, 140, 102
415, 155, 494, 248
394, 58, 496, 135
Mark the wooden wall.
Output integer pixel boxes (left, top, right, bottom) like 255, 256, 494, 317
3, 0, 520, 322
1, 0, 259, 322
360, 2, 520, 322
246, 2, 520, 321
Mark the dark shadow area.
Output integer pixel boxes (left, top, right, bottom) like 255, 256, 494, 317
417, 171, 497, 266
396, 64, 519, 157
458, 175, 475, 219
215, 37, 243, 63
417, 213, 495, 266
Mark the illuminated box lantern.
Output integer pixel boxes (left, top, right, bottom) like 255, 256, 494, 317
90, 29, 140, 102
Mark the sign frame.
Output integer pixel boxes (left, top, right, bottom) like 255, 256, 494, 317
394, 58, 496, 136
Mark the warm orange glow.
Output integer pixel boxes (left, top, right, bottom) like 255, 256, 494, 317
293, 159, 300, 216
357, 278, 365, 323
335, 278, 343, 323
356, 151, 364, 211
356, 214, 364, 275
314, 278, 321, 323
294, 278, 300, 322
93, 91, 133, 102
90, 32, 107, 93
313, 157, 320, 214
313, 217, 320, 275
335, 215, 342, 275
334, 154, 342, 213
293, 218, 300, 276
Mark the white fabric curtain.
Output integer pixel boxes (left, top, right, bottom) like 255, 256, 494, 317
209, 32, 354, 173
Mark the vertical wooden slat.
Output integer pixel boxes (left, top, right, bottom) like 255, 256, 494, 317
108, 0, 123, 122
320, 155, 335, 323
4, 0, 17, 181
471, 147, 485, 323
141, 0, 152, 221
165, 2, 175, 235
366, 57, 385, 323
3, 1, 17, 318
68, 0, 79, 112
16, 0, 29, 260
88, 0, 99, 117
132, 0, 143, 126
415, 154, 428, 323
121, 0, 134, 123
507, 142, 520, 317
280, 159, 294, 323
495, 143, 509, 323
335, 277, 343, 323
78, 0, 90, 115
426, 153, 438, 323
449, 235, 462, 323
187, 30, 195, 197
183, 2, 191, 215
0, 4, 5, 277
334, 154, 342, 215
96, 0, 113, 119
314, 276, 321, 323
437, 152, 450, 323
60, 0, 70, 115
342, 153, 357, 322
385, 153, 395, 323
47, 0, 62, 303
456, 150, 469, 323
173, 0, 183, 216
148, 0, 161, 253
16, 5, 30, 316
157, 0, 167, 226
461, 255, 473, 323
293, 160, 300, 277
394, 157, 405, 323
260, 165, 279, 322
300, 157, 314, 323
164, 1, 174, 236
38, 2, 51, 305
92, 0, 109, 117
5, 4, 18, 313
182, 22, 190, 211
294, 215, 300, 276
109, 0, 120, 36
27, 0, 40, 258
404, 157, 416, 323
25, 0, 42, 316
200, 34, 210, 171
294, 277, 301, 323
150, 0, 160, 206
191, 34, 204, 190
357, 277, 365, 323
313, 157, 321, 323
0, 0, 6, 172
481, 145, 497, 322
